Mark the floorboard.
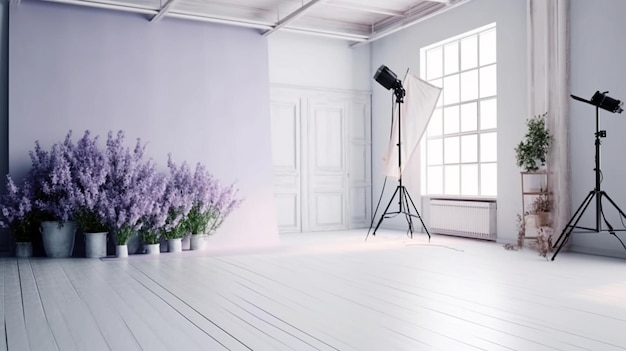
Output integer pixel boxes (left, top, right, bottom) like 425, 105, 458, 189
2, 231, 626, 350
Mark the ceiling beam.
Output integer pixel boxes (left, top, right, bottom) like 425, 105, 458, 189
167, 12, 274, 30
42, 0, 157, 15
150, 0, 182, 23
263, 0, 329, 37
326, 1, 404, 17
352, 0, 473, 47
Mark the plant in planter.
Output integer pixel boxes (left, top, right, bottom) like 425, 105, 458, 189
528, 194, 552, 227
103, 131, 154, 257
515, 113, 553, 172
26, 135, 77, 258
160, 156, 194, 252
0, 176, 36, 257
66, 131, 111, 258
184, 162, 244, 250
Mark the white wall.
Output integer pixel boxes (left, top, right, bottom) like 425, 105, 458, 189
568, 0, 626, 258
9, 1, 279, 251
371, 0, 527, 240
268, 31, 371, 92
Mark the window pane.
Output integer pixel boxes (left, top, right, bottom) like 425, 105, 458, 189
444, 42, 459, 75
460, 102, 477, 132
461, 164, 479, 196
480, 98, 497, 129
480, 29, 497, 65
461, 134, 477, 163
480, 132, 497, 162
427, 47, 443, 80
427, 139, 443, 165
428, 166, 443, 194
444, 165, 460, 195
444, 136, 459, 164
480, 64, 497, 98
443, 105, 459, 134
429, 79, 443, 107
460, 69, 478, 102
481, 163, 497, 196
461, 36, 478, 70
428, 108, 443, 136
443, 74, 460, 105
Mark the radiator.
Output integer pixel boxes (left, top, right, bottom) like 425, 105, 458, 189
429, 199, 497, 240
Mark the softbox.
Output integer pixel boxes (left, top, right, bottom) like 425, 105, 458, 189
383, 72, 442, 178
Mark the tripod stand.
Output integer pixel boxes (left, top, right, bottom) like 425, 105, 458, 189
551, 94, 626, 260
365, 87, 431, 241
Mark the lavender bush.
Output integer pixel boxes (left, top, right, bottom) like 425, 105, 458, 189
0, 176, 36, 242
184, 162, 243, 236
185, 163, 215, 235
103, 131, 155, 245
26, 135, 75, 223
66, 131, 110, 233
160, 156, 194, 240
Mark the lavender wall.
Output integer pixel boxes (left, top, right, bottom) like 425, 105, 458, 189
8, 1, 279, 249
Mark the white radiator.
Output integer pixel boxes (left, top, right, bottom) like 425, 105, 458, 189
429, 199, 497, 240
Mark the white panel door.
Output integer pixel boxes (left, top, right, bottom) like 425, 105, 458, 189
349, 97, 372, 228
270, 96, 302, 233
307, 97, 348, 231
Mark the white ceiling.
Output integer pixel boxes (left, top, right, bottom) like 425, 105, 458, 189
32, 0, 473, 45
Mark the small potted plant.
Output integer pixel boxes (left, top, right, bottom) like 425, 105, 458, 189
529, 194, 552, 227
515, 113, 553, 172
0, 176, 36, 257
160, 156, 193, 253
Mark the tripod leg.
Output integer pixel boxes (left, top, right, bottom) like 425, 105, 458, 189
399, 187, 415, 238
596, 192, 626, 250
404, 188, 431, 241
551, 190, 595, 260
366, 186, 401, 241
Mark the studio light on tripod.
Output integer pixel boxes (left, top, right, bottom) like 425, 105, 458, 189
591, 91, 624, 114
374, 65, 403, 92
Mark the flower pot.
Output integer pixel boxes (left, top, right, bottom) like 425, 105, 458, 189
168, 238, 182, 253
15, 242, 33, 258
116, 244, 128, 258
85, 232, 108, 258
40, 221, 76, 258
127, 232, 141, 254
190, 234, 206, 251
145, 243, 160, 255
536, 212, 551, 227
182, 234, 191, 250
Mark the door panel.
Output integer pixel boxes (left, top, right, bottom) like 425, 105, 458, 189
307, 99, 347, 231
270, 97, 301, 233
349, 99, 372, 228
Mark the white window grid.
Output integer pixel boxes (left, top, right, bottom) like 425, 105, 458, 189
420, 23, 497, 198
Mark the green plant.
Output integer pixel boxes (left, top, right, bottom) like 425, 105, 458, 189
515, 113, 553, 171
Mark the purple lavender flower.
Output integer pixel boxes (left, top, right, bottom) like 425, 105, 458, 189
0, 175, 35, 242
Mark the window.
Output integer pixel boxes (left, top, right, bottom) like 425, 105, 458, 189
420, 24, 497, 197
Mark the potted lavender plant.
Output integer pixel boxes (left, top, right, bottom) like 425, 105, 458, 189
103, 131, 153, 257
27, 136, 77, 258
137, 169, 167, 255
0, 176, 35, 257
67, 131, 111, 258
185, 163, 216, 250
185, 167, 243, 250
160, 157, 193, 253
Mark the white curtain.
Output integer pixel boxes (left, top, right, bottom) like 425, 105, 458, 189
383, 73, 442, 178
527, 0, 570, 240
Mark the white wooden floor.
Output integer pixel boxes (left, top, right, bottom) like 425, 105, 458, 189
2, 230, 626, 351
